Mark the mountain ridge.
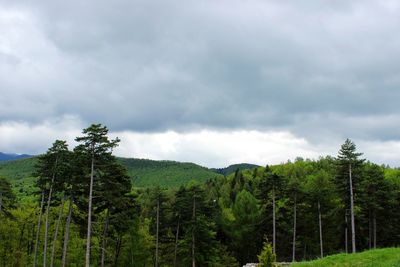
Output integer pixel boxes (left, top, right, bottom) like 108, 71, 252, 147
0, 152, 33, 161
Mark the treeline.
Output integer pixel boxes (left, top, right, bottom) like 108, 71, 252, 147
1, 124, 400, 266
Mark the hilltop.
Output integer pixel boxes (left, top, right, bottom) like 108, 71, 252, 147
0, 156, 229, 195
211, 163, 260, 176
0, 152, 32, 161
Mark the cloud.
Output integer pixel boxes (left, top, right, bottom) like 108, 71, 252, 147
1, 1, 400, 165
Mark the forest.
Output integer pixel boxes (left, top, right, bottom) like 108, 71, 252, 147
1, 123, 400, 267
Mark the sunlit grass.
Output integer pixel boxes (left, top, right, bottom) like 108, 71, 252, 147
291, 248, 400, 267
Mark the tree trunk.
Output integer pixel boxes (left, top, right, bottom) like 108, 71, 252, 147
292, 192, 297, 262
345, 211, 348, 253
0, 192, 2, 214
62, 199, 73, 267
173, 217, 180, 267
192, 193, 196, 267
114, 236, 122, 267
368, 209, 372, 249
101, 209, 110, 267
44, 158, 58, 267
272, 186, 276, 255
50, 198, 65, 267
373, 210, 377, 249
86, 152, 95, 267
34, 192, 45, 267
318, 200, 323, 258
349, 163, 356, 253
155, 198, 160, 267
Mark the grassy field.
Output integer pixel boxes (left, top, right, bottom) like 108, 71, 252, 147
291, 248, 400, 267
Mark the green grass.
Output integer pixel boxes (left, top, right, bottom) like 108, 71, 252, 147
291, 248, 400, 267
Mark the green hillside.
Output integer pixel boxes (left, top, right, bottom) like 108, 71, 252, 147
0, 156, 223, 195
211, 163, 259, 176
291, 248, 400, 267
118, 157, 223, 187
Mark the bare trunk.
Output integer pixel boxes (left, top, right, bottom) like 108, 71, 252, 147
50, 198, 65, 267
345, 211, 348, 253
192, 193, 196, 267
44, 158, 58, 267
349, 163, 356, 253
61, 199, 73, 267
368, 209, 372, 249
101, 209, 110, 267
86, 153, 95, 267
155, 198, 160, 267
272, 186, 276, 255
373, 210, 377, 249
114, 236, 122, 267
318, 200, 323, 258
33, 192, 45, 267
173, 218, 180, 267
292, 192, 297, 262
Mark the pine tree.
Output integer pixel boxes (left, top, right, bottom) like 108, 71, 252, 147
0, 177, 16, 218
35, 140, 70, 267
75, 124, 120, 267
337, 139, 365, 253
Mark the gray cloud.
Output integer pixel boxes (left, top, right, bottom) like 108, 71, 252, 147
1, 0, 400, 144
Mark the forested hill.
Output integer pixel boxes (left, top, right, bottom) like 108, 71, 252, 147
0, 156, 223, 191
117, 157, 222, 187
211, 163, 260, 176
0, 152, 32, 161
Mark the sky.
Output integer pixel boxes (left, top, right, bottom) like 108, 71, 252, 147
1, 0, 400, 168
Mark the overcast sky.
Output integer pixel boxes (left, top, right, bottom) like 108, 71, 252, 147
1, 0, 400, 167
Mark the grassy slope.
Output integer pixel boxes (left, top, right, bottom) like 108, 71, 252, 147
0, 156, 223, 195
291, 248, 400, 267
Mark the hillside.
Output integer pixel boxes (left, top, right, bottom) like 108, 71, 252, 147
118, 157, 223, 187
211, 163, 259, 176
0, 156, 223, 194
0, 152, 32, 161
291, 248, 400, 267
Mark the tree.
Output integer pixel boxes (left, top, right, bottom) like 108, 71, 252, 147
35, 140, 70, 267
258, 166, 283, 255
305, 170, 336, 258
337, 139, 365, 253
75, 124, 120, 267
174, 184, 219, 266
360, 163, 388, 249
231, 190, 262, 264
0, 177, 16, 218
286, 164, 305, 262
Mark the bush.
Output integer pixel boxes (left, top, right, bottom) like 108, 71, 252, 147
258, 241, 276, 267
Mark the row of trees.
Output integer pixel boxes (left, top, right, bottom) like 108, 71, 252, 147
1, 126, 400, 266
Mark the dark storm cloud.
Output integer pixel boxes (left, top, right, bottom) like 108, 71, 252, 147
1, 0, 400, 141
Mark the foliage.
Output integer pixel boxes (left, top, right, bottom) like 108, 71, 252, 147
258, 241, 276, 267
1, 136, 400, 266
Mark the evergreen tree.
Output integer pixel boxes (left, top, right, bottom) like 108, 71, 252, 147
336, 139, 365, 253
74, 124, 120, 267
0, 177, 16, 218
35, 140, 70, 267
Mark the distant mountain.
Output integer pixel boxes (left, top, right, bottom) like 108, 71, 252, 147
211, 163, 260, 176
0, 156, 223, 195
0, 152, 33, 161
